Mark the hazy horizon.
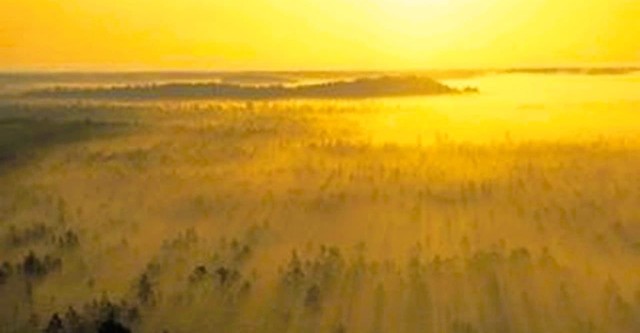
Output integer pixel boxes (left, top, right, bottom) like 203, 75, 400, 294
1, 64, 640, 73
2, 1, 640, 333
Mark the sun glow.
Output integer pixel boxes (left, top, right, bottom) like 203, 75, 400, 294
372, 0, 471, 22
0, 0, 639, 70
378, 0, 451, 7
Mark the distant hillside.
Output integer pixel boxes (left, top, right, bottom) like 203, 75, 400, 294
23, 76, 473, 100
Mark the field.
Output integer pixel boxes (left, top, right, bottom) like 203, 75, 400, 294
1, 73, 640, 333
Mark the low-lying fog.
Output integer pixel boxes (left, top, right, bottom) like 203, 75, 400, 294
1, 72, 639, 333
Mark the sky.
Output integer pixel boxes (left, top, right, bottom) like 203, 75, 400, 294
1, 0, 639, 70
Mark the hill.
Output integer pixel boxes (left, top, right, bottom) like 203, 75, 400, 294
23, 75, 472, 100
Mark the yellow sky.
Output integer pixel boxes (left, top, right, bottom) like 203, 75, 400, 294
1, 0, 639, 70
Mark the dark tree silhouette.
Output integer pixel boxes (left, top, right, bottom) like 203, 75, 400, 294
98, 317, 132, 333
64, 306, 83, 332
43, 313, 64, 333
189, 265, 208, 284
305, 284, 321, 310
215, 266, 230, 286
136, 274, 154, 305
0, 261, 12, 284
23, 251, 46, 277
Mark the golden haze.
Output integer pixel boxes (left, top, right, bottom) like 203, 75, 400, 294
1, 0, 639, 70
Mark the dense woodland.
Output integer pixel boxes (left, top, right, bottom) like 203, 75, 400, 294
1, 73, 640, 332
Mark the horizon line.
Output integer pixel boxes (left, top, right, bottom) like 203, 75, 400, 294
1, 64, 640, 75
